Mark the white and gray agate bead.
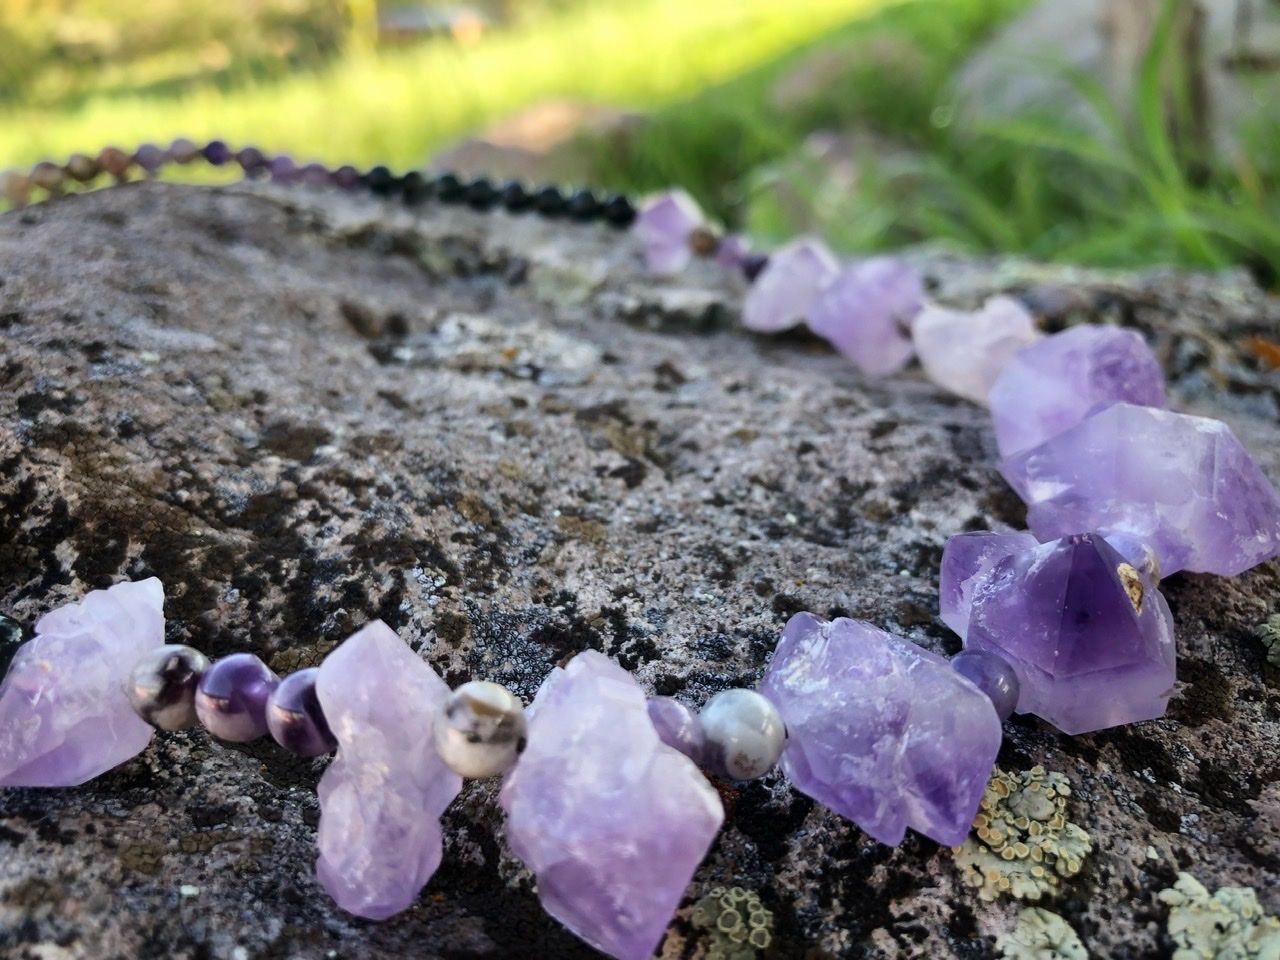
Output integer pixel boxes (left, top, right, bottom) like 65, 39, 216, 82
127, 644, 211, 731
433, 680, 528, 779
699, 688, 787, 781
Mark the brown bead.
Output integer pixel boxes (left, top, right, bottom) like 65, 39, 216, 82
30, 161, 64, 195
65, 153, 100, 183
0, 170, 32, 207
98, 146, 132, 182
687, 225, 721, 257
169, 138, 201, 164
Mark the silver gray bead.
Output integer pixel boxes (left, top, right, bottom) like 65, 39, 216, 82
700, 688, 786, 781
127, 644, 211, 731
433, 681, 527, 779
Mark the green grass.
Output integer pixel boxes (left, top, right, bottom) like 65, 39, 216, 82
0, 0, 890, 170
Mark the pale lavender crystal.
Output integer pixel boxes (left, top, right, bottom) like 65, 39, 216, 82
315, 621, 461, 920
939, 531, 1040, 637
911, 295, 1041, 404
635, 189, 704, 275
714, 233, 751, 271
988, 324, 1166, 457
646, 696, 706, 763
806, 257, 923, 376
500, 651, 723, 960
741, 238, 838, 333
760, 614, 1001, 847
944, 531, 1176, 735
0, 579, 164, 787
1001, 403, 1280, 577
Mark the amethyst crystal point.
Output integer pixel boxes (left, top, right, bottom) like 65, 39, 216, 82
741, 238, 838, 333
940, 531, 1040, 637
635, 189, 704, 274
0, 579, 165, 787
646, 695, 706, 764
500, 651, 723, 960
988, 324, 1166, 457
315, 621, 461, 920
960, 532, 1176, 735
805, 256, 923, 376
911, 295, 1041, 404
1001, 403, 1280, 577
760, 614, 1001, 848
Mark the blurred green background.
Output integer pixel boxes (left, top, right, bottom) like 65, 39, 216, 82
1, 0, 1277, 285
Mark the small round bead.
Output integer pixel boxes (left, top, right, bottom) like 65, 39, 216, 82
0, 170, 32, 207
127, 644, 211, 731
332, 164, 361, 190
601, 194, 636, 228
98, 146, 133, 182
266, 668, 336, 757
700, 689, 786, 781
202, 140, 232, 166
465, 177, 497, 210
30, 161, 65, 194
269, 155, 298, 184
169, 138, 201, 164
133, 144, 167, 175
299, 162, 331, 189
951, 650, 1020, 721
401, 170, 430, 204
566, 188, 600, 221
433, 172, 465, 202
65, 153, 100, 183
365, 164, 395, 195
433, 681, 527, 778
237, 146, 268, 178
499, 180, 532, 212
647, 696, 706, 763
195, 653, 280, 742
533, 185, 566, 216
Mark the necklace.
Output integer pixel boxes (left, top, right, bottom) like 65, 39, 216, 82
2, 141, 1279, 960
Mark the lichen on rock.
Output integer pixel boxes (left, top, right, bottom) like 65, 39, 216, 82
953, 766, 1092, 901
690, 885, 774, 959
996, 907, 1088, 960
1258, 613, 1280, 668
1159, 872, 1280, 959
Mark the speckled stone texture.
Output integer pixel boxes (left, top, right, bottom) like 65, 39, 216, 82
0, 182, 1277, 959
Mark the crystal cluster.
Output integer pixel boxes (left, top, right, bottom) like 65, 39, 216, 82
314, 621, 462, 920
988, 325, 1166, 456
1001, 403, 1280, 577
0, 579, 164, 787
911, 296, 1041, 404
806, 257, 922, 376
501, 650, 723, 960
942, 532, 1175, 734
760, 614, 1001, 847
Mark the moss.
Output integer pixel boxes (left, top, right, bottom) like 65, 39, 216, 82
953, 766, 1092, 901
1257, 614, 1280, 668
691, 886, 774, 959
1159, 872, 1280, 959
996, 908, 1087, 959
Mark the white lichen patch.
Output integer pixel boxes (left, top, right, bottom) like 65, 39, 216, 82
997, 907, 1088, 959
953, 766, 1092, 901
1159, 872, 1280, 959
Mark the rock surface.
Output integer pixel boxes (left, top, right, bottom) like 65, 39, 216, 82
0, 182, 1278, 958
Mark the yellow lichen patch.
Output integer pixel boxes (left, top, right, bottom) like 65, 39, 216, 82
953, 766, 1093, 902
691, 885, 774, 960
1117, 562, 1144, 613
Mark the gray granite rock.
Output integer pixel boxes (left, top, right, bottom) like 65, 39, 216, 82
0, 182, 1277, 959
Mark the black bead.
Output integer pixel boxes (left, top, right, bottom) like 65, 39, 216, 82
365, 165, 395, 195
401, 170, 431, 204
533, 185, 566, 217
741, 253, 770, 282
601, 194, 637, 228
465, 177, 498, 210
434, 173, 465, 202
499, 180, 532, 212
0, 614, 27, 685
565, 188, 601, 222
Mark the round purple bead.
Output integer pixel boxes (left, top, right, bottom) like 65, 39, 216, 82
300, 162, 331, 189
195, 653, 280, 742
268, 155, 298, 184
202, 140, 232, 166
267, 668, 336, 757
646, 696, 706, 764
237, 146, 268, 178
332, 164, 361, 191
133, 143, 167, 175
951, 649, 1020, 721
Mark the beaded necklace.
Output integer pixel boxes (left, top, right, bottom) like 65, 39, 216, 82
2, 141, 1279, 960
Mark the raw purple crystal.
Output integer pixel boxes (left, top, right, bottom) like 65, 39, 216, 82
805, 257, 923, 376
315, 621, 461, 920
714, 233, 751, 272
1001, 403, 1280, 577
911, 296, 1041, 404
741, 238, 838, 333
760, 614, 1001, 847
646, 696, 706, 764
634, 189, 704, 274
945, 531, 1176, 735
500, 651, 723, 960
0, 579, 165, 787
939, 531, 1040, 638
988, 325, 1166, 457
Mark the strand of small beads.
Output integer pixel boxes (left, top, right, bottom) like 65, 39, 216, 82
3, 152, 1280, 960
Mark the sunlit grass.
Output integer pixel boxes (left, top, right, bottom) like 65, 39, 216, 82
0, 0, 889, 169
